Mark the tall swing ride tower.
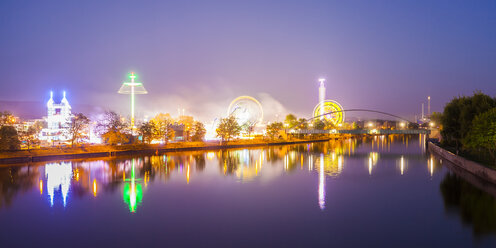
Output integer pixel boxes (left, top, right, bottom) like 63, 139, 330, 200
118, 72, 148, 128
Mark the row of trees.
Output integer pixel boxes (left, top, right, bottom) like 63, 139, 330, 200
1, 109, 356, 150
137, 116, 206, 144
215, 114, 340, 143
440, 92, 496, 165
0, 110, 208, 150
97, 111, 207, 145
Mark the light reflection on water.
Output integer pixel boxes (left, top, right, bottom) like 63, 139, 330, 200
1, 135, 496, 247
0, 135, 450, 212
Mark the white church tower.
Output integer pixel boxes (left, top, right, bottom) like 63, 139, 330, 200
40, 91, 73, 143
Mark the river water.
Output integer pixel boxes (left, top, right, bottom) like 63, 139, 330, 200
1, 135, 496, 247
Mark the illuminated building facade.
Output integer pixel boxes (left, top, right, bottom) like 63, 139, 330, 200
39, 91, 73, 142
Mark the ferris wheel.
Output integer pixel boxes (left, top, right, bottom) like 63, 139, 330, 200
227, 96, 263, 127
313, 100, 345, 126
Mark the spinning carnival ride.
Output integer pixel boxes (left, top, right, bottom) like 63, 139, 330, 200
313, 100, 345, 126
313, 78, 345, 126
227, 96, 264, 127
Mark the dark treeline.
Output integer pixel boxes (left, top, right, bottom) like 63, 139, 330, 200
440, 92, 496, 166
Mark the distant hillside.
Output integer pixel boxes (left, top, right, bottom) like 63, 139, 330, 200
0, 101, 103, 119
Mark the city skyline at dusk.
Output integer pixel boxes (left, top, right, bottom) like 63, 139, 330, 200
1, 0, 495, 122
2, 1, 496, 247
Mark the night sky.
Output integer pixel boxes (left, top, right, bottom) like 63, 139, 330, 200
1, 0, 495, 122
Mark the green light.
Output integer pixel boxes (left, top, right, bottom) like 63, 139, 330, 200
118, 72, 147, 129
129, 72, 137, 80
123, 160, 143, 213
123, 182, 143, 213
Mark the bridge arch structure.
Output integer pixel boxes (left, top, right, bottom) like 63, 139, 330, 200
307, 109, 416, 124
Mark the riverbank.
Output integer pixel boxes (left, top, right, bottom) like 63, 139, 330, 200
0, 137, 346, 165
428, 141, 496, 183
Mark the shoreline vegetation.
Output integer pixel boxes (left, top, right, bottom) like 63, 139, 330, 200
437, 92, 496, 168
0, 136, 354, 165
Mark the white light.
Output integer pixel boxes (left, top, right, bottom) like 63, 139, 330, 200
318, 153, 325, 210
45, 162, 73, 207
400, 156, 405, 175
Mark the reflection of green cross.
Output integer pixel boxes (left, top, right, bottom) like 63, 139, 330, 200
123, 160, 143, 213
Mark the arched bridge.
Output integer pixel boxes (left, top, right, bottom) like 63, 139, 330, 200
296, 108, 430, 135
307, 108, 416, 124
289, 129, 430, 135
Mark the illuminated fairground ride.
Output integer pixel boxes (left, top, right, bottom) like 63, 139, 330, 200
227, 96, 264, 127
313, 100, 345, 126
118, 72, 148, 128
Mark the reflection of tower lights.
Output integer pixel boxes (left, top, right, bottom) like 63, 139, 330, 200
309, 155, 313, 171
123, 160, 143, 213
39, 180, 43, 195
400, 156, 405, 175
318, 153, 326, 210
130, 181, 136, 211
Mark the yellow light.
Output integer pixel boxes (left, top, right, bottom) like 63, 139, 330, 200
186, 164, 190, 184
39, 180, 43, 195
430, 157, 434, 177
368, 157, 372, 175
93, 179, 97, 197
207, 152, 215, 160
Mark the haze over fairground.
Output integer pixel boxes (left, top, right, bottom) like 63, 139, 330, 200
1, 0, 495, 121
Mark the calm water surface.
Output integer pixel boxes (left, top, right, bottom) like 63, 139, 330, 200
1, 136, 496, 247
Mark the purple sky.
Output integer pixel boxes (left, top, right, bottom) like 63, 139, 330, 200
1, 0, 495, 122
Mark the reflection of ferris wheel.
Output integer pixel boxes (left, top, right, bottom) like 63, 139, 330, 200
227, 96, 263, 127
313, 100, 345, 126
